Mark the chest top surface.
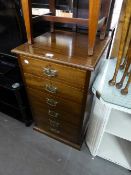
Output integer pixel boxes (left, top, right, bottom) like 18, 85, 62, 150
12, 30, 110, 71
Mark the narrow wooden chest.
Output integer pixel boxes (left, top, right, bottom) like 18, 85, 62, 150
12, 30, 110, 149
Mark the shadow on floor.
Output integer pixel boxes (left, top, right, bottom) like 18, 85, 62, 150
0, 112, 130, 175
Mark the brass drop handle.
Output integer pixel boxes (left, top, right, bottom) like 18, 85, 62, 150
43, 67, 58, 77
45, 84, 58, 94
46, 98, 58, 107
49, 119, 60, 127
50, 127, 60, 134
48, 110, 59, 118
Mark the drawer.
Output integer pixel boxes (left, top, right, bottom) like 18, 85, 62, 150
27, 88, 82, 117
24, 73, 84, 104
34, 114, 80, 143
20, 56, 87, 89
30, 100, 81, 126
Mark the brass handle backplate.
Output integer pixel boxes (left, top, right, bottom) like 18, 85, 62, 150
48, 110, 59, 118
43, 67, 58, 77
46, 98, 58, 107
45, 84, 58, 94
49, 119, 60, 127
50, 127, 60, 134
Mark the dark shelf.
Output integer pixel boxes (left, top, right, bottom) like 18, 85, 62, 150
0, 100, 26, 111
0, 76, 22, 90
0, 85, 32, 125
0, 1, 32, 125
0, 89, 19, 108
0, 102, 32, 124
0, 66, 23, 90
0, 55, 32, 125
0, 53, 18, 66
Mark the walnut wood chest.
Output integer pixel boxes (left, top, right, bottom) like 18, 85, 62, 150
12, 30, 110, 149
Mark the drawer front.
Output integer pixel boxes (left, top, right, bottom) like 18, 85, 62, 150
24, 73, 84, 104
28, 91, 81, 143
30, 100, 81, 126
35, 116, 80, 143
20, 56, 87, 89
27, 88, 82, 117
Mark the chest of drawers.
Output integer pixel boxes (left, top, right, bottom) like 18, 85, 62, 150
12, 31, 110, 149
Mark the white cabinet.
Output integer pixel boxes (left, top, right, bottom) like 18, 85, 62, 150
86, 59, 131, 170
98, 133, 131, 170
106, 109, 131, 141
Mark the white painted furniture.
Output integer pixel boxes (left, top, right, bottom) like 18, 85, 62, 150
86, 59, 131, 170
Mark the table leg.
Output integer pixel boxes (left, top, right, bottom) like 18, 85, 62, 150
88, 0, 101, 56
21, 0, 33, 44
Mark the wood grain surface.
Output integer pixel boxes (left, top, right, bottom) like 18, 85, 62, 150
12, 30, 111, 71
109, 0, 131, 86
21, 0, 33, 44
19, 54, 87, 90
12, 26, 110, 149
27, 88, 83, 117
24, 73, 84, 104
